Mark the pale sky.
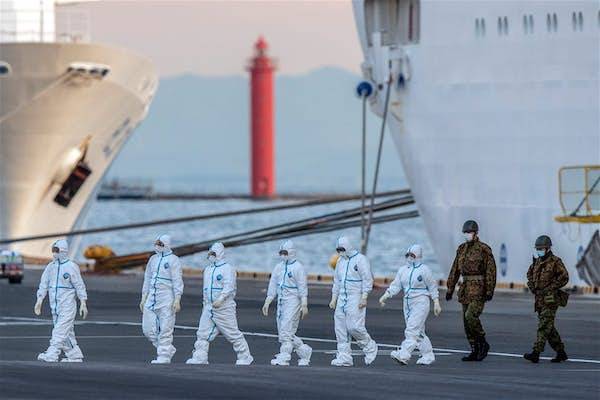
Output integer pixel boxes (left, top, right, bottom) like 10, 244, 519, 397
71, 0, 362, 76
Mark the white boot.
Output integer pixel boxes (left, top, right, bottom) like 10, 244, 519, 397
364, 342, 378, 365
331, 343, 353, 366
416, 353, 435, 365
151, 356, 171, 364
185, 357, 208, 365
236, 355, 254, 365
37, 352, 58, 362
270, 353, 290, 366
297, 345, 312, 366
390, 350, 409, 365
60, 358, 83, 363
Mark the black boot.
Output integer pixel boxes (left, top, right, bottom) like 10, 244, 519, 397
550, 350, 568, 363
524, 351, 540, 363
476, 337, 490, 361
462, 342, 479, 361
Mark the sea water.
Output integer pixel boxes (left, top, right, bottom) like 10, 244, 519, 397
79, 196, 440, 278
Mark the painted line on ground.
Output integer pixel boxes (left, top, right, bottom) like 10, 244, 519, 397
2, 316, 599, 364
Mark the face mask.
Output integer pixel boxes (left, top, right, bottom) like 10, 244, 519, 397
464, 232, 474, 242
154, 245, 164, 254
208, 254, 216, 262
52, 252, 60, 260
535, 249, 546, 258
406, 255, 416, 265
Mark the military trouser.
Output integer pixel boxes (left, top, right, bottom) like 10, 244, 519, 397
462, 301, 485, 345
533, 307, 564, 353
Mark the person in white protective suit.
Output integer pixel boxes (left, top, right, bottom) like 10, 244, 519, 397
378, 244, 441, 365
262, 240, 313, 366
140, 234, 184, 364
186, 242, 254, 365
34, 239, 88, 362
329, 236, 378, 367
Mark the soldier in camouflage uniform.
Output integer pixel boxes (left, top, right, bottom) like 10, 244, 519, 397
524, 235, 569, 363
446, 220, 497, 362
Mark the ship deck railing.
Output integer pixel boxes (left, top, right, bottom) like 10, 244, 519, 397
555, 165, 600, 223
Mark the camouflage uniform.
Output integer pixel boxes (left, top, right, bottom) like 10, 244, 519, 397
526, 252, 569, 353
447, 239, 497, 345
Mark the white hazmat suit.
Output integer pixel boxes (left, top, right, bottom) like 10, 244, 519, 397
263, 240, 312, 366
330, 236, 378, 366
141, 234, 184, 364
379, 244, 440, 365
186, 242, 253, 365
35, 239, 88, 362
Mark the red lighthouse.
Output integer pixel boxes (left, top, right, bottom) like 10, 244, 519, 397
247, 36, 275, 198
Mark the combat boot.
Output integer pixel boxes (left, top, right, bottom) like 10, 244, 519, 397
550, 350, 568, 363
476, 337, 490, 361
523, 351, 540, 363
461, 342, 479, 362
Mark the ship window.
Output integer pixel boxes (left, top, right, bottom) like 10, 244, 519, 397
547, 14, 551, 31
529, 15, 534, 33
0, 62, 11, 76
578, 12, 584, 30
364, 0, 420, 46
475, 18, 486, 37
524, 14, 534, 34
552, 13, 558, 31
503, 16, 509, 35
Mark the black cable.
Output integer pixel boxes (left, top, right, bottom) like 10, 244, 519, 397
95, 197, 414, 269
0, 189, 410, 245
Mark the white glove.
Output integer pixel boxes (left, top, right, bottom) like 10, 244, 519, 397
34, 298, 43, 316
358, 294, 368, 309
79, 300, 88, 319
301, 297, 309, 319
329, 295, 338, 310
172, 295, 182, 313
139, 293, 148, 313
379, 292, 391, 307
212, 296, 225, 309
262, 296, 273, 317
433, 298, 442, 317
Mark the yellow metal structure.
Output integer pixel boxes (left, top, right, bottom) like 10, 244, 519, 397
555, 165, 600, 223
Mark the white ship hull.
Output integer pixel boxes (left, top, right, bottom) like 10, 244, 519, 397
353, 1, 599, 284
0, 42, 157, 258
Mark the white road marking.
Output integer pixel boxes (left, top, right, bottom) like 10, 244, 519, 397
2, 316, 599, 364
0, 335, 198, 339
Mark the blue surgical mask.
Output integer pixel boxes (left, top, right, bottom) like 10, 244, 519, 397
535, 249, 546, 258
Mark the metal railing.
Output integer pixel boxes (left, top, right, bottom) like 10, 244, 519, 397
0, 8, 90, 43
556, 165, 600, 223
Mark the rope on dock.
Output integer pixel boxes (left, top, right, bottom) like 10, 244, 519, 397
0, 189, 410, 245
95, 195, 417, 270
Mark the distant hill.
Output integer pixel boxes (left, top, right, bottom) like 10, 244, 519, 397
107, 67, 406, 193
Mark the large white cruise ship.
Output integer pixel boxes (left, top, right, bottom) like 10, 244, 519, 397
353, 1, 599, 285
0, 0, 158, 258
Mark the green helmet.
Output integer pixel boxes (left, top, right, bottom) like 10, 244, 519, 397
535, 235, 552, 249
462, 220, 479, 233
